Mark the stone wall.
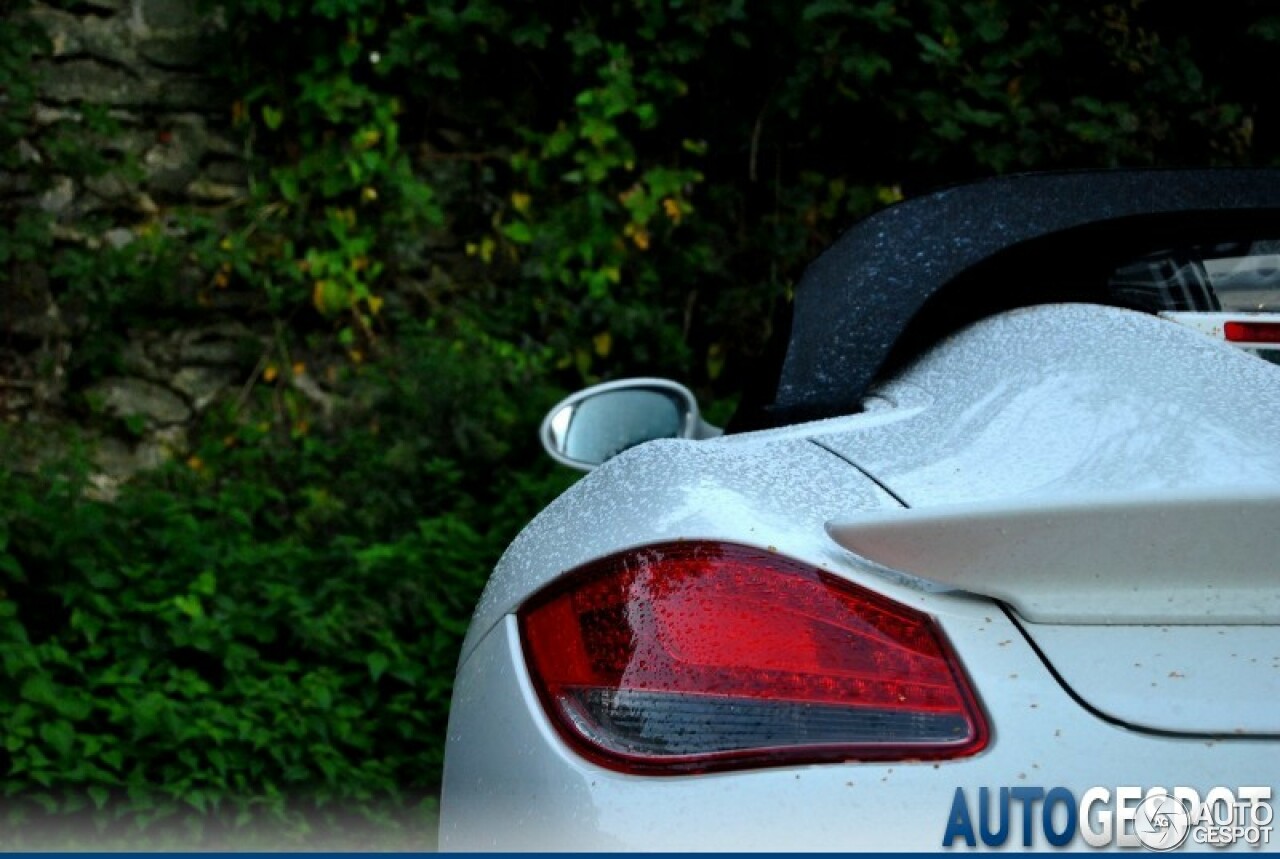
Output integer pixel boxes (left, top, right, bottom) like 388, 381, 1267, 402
25, 0, 245, 205
2, 0, 257, 485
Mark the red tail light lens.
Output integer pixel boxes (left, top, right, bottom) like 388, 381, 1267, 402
519, 542, 988, 774
1224, 320, 1280, 344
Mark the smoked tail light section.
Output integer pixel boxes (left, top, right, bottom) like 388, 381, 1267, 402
518, 541, 988, 775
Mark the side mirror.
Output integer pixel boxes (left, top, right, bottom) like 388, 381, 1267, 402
540, 378, 722, 471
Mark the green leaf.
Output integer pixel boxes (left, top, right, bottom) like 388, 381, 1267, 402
262, 105, 285, 130
312, 279, 350, 316
38, 720, 75, 759
192, 570, 217, 597
501, 221, 533, 244
1249, 16, 1280, 42
0, 553, 26, 578
174, 594, 204, 618
101, 748, 124, 772
20, 674, 56, 707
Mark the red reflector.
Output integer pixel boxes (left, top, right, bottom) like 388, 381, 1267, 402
519, 542, 988, 774
1224, 320, 1280, 344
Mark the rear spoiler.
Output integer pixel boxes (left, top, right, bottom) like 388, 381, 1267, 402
771, 169, 1280, 425
827, 488, 1280, 625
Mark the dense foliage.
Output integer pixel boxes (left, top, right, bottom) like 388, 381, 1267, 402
2, 0, 1278, 841
210, 0, 1280, 391
0, 338, 569, 843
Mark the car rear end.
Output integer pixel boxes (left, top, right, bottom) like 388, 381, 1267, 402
441, 306, 1280, 851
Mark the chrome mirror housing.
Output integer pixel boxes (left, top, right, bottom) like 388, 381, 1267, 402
540, 378, 721, 471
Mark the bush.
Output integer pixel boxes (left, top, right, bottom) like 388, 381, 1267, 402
0, 319, 572, 841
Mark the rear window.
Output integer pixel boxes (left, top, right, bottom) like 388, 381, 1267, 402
1109, 240, 1280, 313
1108, 240, 1280, 364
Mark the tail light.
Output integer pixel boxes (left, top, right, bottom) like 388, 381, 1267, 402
519, 541, 988, 775
1224, 320, 1280, 345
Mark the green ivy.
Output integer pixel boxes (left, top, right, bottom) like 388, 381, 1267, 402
0, 317, 573, 841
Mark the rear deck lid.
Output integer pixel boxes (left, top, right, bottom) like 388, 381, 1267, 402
827, 489, 1280, 734
817, 306, 1280, 734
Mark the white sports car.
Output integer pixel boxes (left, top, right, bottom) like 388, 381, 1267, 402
440, 170, 1280, 851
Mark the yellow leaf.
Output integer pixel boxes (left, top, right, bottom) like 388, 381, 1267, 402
593, 331, 612, 358
367, 295, 384, 315
662, 197, 683, 223
707, 342, 726, 381
876, 184, 904, 205
186, 455, 204, 471
631, 228, 650, 251
361, 186, 378, 203
511, 191, 532, 214
291, 362, 306, 377
263, 365, 279, 383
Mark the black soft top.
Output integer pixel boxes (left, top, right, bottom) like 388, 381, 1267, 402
762, 169, 1280, 426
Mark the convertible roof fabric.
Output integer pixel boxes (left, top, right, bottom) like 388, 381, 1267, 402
772, 169, 1280, 423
